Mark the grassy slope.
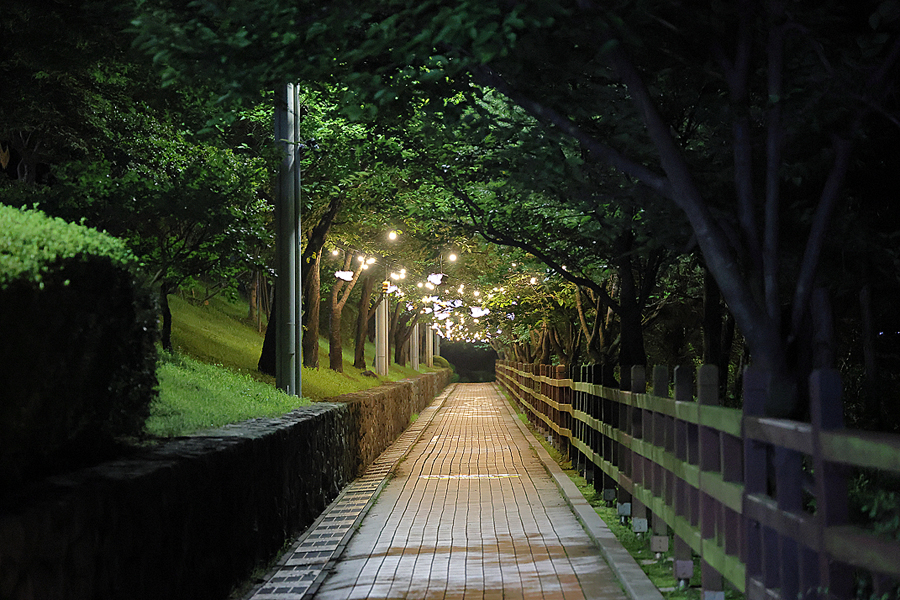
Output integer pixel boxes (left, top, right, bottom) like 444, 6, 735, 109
154, 291, 440, 436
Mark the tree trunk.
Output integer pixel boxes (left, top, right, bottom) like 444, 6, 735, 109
615, 252, 647, 371
258, 292, 276, 376
353, 273, 374, 369
393, 312, 420, 366
535, 324, 552, 365
329, 297, 344, 372
327, 255, 364, 372
702, 266, 723, 358
703, 265, 735, 402
721, 312, 736, 404
302, 252, 321, 368
248, 272, 258, 323
159, 284, 174, 352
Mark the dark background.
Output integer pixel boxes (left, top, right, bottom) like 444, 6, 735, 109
439, 341, 498, 382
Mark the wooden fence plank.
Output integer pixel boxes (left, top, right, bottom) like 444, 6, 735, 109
495, 361, 900, 599
824, 525, 900, 578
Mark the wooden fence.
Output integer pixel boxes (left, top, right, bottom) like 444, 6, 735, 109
496, 361, 900, 600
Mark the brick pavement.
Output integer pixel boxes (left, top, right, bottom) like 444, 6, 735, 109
310, 382, 628, 600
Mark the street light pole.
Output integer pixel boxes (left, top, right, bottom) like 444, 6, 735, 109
410, 322, 420, 371
375, 280, 389, 376
274, 83, 302, 396
426, 326, 434, 367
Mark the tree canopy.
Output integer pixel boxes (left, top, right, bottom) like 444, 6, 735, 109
3, 0, 898, 427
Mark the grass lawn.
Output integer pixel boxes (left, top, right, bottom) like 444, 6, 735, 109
152, 290, 443, 437
147, 351, 311, 437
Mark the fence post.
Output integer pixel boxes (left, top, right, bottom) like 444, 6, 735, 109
593, 364, 616, 502
631, 366, 649, 536
742, 366, 770, 596
673, 365, 695, 585
810, 369, 851, 600
581, 364, 594, 483
650, 365, 670, 556
557, 365, 570, 459
617, 366, 633, 523
578, 364, 587, 476
698, 365, 724, 600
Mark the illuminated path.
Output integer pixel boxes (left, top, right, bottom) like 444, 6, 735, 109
250, 383, 660, 599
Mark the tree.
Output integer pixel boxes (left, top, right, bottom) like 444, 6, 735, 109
2, 3, 274, 352
408, 98, 683, 375
51, 113, 270, 351
327, 251, 364, 372
132, 0, 900, 417
1, 0, 132, 183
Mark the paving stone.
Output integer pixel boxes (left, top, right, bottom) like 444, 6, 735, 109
313, 383, 628, 599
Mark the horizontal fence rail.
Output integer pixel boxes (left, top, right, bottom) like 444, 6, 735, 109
496, 361, 900, 600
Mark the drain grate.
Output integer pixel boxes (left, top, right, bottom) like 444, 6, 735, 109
248, 386, 455, 600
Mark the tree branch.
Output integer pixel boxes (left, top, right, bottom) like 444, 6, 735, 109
764, 2, 787, 326
467, 64, 675, 200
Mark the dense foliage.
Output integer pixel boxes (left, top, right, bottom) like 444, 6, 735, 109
0, 205, 158, 485
0, 203, 134, 287
2, 0, 898, 433
128, 0, 900, 424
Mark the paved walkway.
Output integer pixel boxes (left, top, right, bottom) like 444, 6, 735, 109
248, 383, 661, 600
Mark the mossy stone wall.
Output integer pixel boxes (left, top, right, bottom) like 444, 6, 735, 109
0, 370, 451, 600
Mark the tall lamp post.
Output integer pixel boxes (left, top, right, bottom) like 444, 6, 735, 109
410, 322, 420, 371
274, 83, 302, 396
375, 280, 390, 376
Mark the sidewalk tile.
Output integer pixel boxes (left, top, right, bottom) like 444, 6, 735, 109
306, 383, 632, 599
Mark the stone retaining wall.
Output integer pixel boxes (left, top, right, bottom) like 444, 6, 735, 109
0, 370, 450, 600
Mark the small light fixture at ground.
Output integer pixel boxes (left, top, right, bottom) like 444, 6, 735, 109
332, 249, 340, 256
417, 282, 424, 288
357, 255, 365, 263
388, 230, 397, 240
448, 253, 457, 262
366, 257, 376, 264
530, 277, 537, 284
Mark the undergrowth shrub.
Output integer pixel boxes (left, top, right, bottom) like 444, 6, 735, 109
0, 205, 157, 487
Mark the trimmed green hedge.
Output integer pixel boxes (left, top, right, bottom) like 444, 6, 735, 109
0, 206, 134, 287
0, 205, 158, 487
